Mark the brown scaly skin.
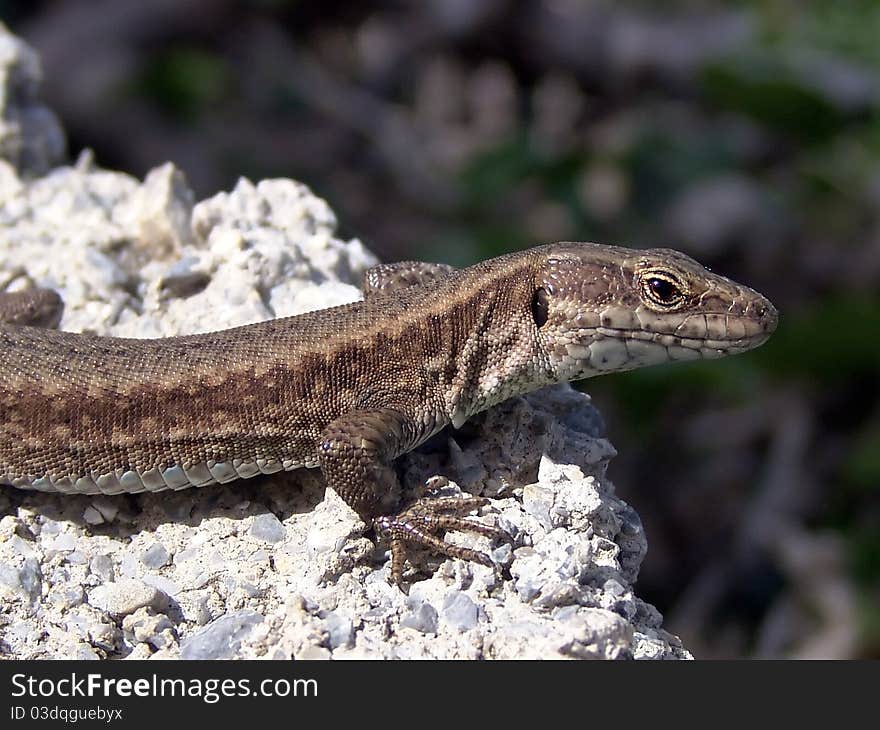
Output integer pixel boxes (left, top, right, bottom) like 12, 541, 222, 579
0, 242, 778, 582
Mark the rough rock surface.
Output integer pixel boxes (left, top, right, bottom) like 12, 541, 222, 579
0, 24, 690, 660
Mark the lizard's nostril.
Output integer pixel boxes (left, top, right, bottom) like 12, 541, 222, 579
758, 298, 779, 333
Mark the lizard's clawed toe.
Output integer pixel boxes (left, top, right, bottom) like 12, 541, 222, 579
373, 494, 511, 584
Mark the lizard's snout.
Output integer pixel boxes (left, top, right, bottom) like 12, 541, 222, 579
753, 296, 778, 336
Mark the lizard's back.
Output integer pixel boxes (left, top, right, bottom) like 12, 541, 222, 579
0, 285, 447, 493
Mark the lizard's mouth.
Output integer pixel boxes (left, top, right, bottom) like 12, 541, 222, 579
605, 297, 778, 359
554, 311, 776, 376
605, 324, 774, 358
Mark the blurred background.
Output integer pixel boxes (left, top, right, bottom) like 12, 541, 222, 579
3, 0, 878, 658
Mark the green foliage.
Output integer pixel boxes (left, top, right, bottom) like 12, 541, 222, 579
625, 128, 741, 216
754, 0, 880, 68
135, 48, 231, 122
852, 526, 880, 598
753, 296, 880, 381
701, 56, 847, 145
591, 356, 765, 436
857, 589, 880, 657
842, 421, 880, 494
457, 135, 589, 260
459, 135, 537, 205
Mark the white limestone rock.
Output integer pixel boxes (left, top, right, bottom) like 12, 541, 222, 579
0, 22, 65, 175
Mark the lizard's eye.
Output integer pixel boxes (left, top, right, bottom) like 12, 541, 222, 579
639, 271, 685, 308
531, 287, 550, 328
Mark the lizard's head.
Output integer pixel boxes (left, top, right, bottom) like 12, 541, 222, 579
529, 242, 778, 382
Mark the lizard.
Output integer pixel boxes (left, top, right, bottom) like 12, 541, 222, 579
0, 242, 777, 582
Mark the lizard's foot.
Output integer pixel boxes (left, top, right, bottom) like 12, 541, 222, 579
0, 276, 64, 328
372, 494, 512, 584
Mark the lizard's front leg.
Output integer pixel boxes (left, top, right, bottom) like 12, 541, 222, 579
0, 286, 64, 328
318, 406, 510, 584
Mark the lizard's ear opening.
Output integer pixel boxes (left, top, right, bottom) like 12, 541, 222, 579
531, 287, 550, 328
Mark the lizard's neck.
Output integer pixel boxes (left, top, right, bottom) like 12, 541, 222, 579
439, 269, 551, 428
